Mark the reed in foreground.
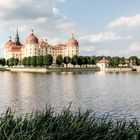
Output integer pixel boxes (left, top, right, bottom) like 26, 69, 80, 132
0, 107, 140, 140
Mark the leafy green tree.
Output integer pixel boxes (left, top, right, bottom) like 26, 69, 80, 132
109, 57, 120, 67
37, 56, 44, 67
9, 58, 14, 66
31, 56, 37, 67
91, 56, 96, 65
0, 58, 6, 66
64, 56, 71, 67
119, 57, 125, 65
71, 55, 78, 67
22, 57, 27, 66
14, 58, 19, 66
6, 59, 10, 66
84, 56, 91, 67
26, 56, 31, 67
129, 56, 138, 65
56, 55, 63, 66
138, 58, 140, 65
43, 54, 53, 67
77, 56, 84, 67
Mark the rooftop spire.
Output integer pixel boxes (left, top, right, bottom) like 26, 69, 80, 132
9, 36, 11, 41
15, 27, 21, 45
31, 29, 34, 34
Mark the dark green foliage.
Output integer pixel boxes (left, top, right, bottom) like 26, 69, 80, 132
6, 58, 19, 66
119, 57, 125, 65
14, 58, 19, 66
109, 57, 120, 67
71, 55, 78, 67
77, 56, 84, 67
31, 56, 37, 67
37, 55, 44, 67
26, 56, 31, 66
56, 55, 63, 66
9, 58, 15, 66
22, 57, 27, 66
64, 56, 71, 67
0, 108, 140, 140
129, 56, 138, 65
91, 56, 96, 65
0, 58, 6, 66
43, 54, 53, 67
84, 56, 91, 67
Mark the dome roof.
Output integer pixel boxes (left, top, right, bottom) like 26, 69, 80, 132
5, 39, 13, 48
26, 33, 39, 44
67, 35, 79, 46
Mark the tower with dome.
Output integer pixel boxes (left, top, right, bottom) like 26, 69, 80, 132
4, 30, 79, 62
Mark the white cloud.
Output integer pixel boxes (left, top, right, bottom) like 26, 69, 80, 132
129, 42, 140, 52
0, 0, 80, 43
108, 14, 140, 29
96, 42, 140, 57
53, 7, 59, 15
80, 45, 95, 52
96, 50, 111, 56
79, 31, 131, 44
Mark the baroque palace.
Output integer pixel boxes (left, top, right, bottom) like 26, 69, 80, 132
4, 29, 79, 61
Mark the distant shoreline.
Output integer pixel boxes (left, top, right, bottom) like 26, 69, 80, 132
7, 67, 99, 73
0, 67, 136, 73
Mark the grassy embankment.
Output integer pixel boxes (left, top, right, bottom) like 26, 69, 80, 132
0, 68, 8, 71
0, 107, 140, 140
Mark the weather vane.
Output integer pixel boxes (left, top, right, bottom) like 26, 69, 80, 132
72, 33, 74, 38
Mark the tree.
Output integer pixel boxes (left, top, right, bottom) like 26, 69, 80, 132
26, 56, 31, 67
91, 56, 96, 65
37, 56, 44, 67
71, 55, 78, 67
6, 59, 10, 66
56, 55, 63, 66
31, 56, 37, 67
43, 54, 53, 67
14, 58, 19, 66
0, 58, 6, 66
64, 56, 71, 67
129, 56, 138, 65
109, 57, 120, 67
138, 58, 140, 65
84, 56, 91, 67
22, 57, 27, 66
119, 57, 125, 65
77, 56, 84, 67
9, 58, 14, 66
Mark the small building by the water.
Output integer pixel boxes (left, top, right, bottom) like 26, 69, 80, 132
96, 57, 109, 70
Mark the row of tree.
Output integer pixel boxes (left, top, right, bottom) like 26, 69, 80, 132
108, 56, 140, 67
5, 55, 96, 67
1, 55, 140, 68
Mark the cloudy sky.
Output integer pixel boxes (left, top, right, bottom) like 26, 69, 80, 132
1, 0, 140, 57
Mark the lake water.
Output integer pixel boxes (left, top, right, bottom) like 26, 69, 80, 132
1, 71, 140, 120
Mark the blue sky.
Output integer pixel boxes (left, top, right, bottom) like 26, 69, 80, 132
57, 0, 140, 32
1, 0, 140, 57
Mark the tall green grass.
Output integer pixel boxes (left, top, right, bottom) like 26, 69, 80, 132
0, 107, 140, 140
